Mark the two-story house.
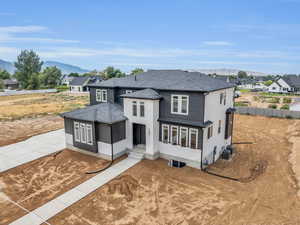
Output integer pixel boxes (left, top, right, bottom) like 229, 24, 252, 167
61, 70, 235, 169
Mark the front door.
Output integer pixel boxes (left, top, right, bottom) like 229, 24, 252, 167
133, 123, 146, 146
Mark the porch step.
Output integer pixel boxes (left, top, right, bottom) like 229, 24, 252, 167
128, 151, 145, 160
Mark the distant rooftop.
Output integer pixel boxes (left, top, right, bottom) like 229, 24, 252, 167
89, 70, 235, 92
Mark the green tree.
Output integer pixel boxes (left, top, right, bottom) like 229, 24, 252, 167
130, 68, 144, 75
0, 69, 11, 80
237, 71, 248, 79
103, 66, 125, 79
68, 72, 80, 77
27, 73, 41, 90
263, 80, 273, 86
41, 66, 62, 88
14, 50, 43, 89
0, 79, 4, 90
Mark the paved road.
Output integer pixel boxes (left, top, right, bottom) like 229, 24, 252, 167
10, 157, 141, 225
0, 129, 65, 172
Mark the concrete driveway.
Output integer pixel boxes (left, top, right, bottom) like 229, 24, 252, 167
0, 129, 65, 172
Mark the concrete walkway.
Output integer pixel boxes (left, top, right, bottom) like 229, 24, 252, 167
0, 129, 65, 172
10, 157, 141, 225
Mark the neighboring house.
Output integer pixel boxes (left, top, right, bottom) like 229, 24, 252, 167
3, 79, 19, 90
61, 75, 74, 86
268, 75, 300, 93
61, 70, 235, 169
69, 76, 102, 92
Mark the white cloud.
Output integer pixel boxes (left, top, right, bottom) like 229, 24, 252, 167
0, 25, 47, 33
203, 41, 233, 46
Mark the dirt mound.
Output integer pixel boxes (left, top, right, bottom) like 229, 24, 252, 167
107, 175, 139, 201
239, 160, 268, 183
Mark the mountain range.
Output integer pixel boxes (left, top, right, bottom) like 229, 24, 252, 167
190, 68, 269, 76
0, 59, 89, 75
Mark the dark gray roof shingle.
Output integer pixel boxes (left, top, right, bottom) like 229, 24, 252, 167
89, 70, 235, 92
69, 76, 90, 86
61, 103, 127, 124
120, 88, 162, 100
281, 75, 300, 89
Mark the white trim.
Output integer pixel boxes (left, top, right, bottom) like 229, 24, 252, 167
74, 122, 80, 142
171, 125, 179, 145
171, 95, 189, 115
140, 101, 145, 117
180, 127, 188, 147
96, 89, 108, 102
80, 123, 86, 143
189, 128, 198, 149
86, 124, 93, 145
162, 124, 169, 144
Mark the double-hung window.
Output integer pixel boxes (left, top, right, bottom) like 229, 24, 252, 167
80, 123, 87, 143
74, 122, 80, 142
140, 102, 145, 117
180, 127, 188, 147
171, 126, 178, 145
220, 93, 223, 104
132, 101, 137, 116
162, 124, 169, 143
96, 89, 107, 102
171, 95, 189, 115
86, 124, 93, 145
189, 128, 198, 149
74, 122, 93, 145
218, 120, 222, 134
207, 125, 213, 139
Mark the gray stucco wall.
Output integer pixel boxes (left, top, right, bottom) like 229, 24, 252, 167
89, 87, 115, 105
64, 118, 97, 152
96, 121, 126, 144
158, 91, 205, 123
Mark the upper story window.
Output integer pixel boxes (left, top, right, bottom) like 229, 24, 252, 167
224, 93, 226, 105
126, 90, 133, 94
132, 101, 137, 116
220, 92, 226, 105
140, 102, 145, 117
96, 89, 107, 102
171, 95, 189, 115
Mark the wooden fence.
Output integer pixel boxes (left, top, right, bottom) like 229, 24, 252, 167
235, 106, 300, 119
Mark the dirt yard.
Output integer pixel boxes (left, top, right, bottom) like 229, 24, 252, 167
0, 92, 88, 147
0, 92, 89, 121
235, 92, 297, 109
47, 115, 300, 225
0, 115, 63, 147
0, 149, 110, 225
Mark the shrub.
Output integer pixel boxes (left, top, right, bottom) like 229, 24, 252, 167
280, 104, 289, 110
268, 104, 277, 109
283, 97, 292, 104
267, 97, 280, 104
234, 102, 249, 107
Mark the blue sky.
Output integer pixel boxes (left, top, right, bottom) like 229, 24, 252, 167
1, 0, 300, 73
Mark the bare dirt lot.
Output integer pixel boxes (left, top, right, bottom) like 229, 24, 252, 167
0, 115, 63, 147
0, 92, 88, 147
0, 92, 89, 121
0, 149, 110, 225
235, 92, 297, 109
48, 115, 300, 225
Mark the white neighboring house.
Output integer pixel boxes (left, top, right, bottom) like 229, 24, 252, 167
61, 75, 74, 86
61, 70, 236, 170
268, 75, 300, 94
69, 76, 102, 92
